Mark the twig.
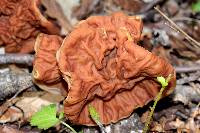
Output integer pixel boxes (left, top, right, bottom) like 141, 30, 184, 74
0, 97, 19, 119
175, 65, 200, 73
0, 72, 33, 100
60, 121, 78, 133
0, 54, 34, 66
96, 121, 107, 133
0, 71, 33, 120
154, 6, 200, 48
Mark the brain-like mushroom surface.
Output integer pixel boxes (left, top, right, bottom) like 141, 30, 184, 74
0, 0, 59, 53
56, 12, 176, 125
33, 33, 67, 95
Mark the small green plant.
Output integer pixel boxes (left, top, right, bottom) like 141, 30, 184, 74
142, 75, 171, 133
88, 105, 107, 133
192, 0, 200, 12
30, 104, 77, 133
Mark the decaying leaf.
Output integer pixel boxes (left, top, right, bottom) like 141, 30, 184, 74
15, 92, 64, 121
41, 0, 73, 34
0, 126, 23, 133
0, 106, 22, 123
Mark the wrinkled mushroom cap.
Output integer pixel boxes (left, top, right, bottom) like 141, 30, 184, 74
33, 33, 67, 95
0, 0, 59, 53
57, 12, 176, 125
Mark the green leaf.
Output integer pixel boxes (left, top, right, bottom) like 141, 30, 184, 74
192, 0, 200, 12
30, 104, 59, 130
157, 76, 168, 88
88, 104, 100, 123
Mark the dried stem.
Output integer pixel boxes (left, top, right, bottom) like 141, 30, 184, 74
60, 121, 78, 133
154, 6, 200, 48
0, 54, 34, 66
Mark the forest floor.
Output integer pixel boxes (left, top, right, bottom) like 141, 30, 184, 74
0, 0, 200, 133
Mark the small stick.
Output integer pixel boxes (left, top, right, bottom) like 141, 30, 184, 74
164, 22, 179, 33
0, 54, 34, 66
175, 66, 200, 73
0, 72, 33, 119
0, 72, 33, 100
154, 6, 200, 48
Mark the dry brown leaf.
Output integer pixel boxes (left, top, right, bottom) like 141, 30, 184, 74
169, 107, 200, 133
0, 126, 23, 133
113, 0, 144, 12
41, 0, 73, 34
15, 91, 64, 120
0, 106, 22, 123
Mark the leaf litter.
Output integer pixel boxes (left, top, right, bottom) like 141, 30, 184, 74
0, 0, 200, 132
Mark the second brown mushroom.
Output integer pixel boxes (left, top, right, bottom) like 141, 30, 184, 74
0, 0, 60, 53
33, 12, 176, 126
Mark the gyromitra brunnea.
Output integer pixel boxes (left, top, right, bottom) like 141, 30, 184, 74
33, 12, 176, 126
33, 33, 67, 95
0, 0, 59, 53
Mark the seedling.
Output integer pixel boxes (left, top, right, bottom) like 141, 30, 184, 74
30, 104, 77, 133
88, 105, 107, 133
30, 75, 171, 133
142, 75, 171, 133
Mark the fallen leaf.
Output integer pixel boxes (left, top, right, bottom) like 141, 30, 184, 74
0, 126, 23, 133
15, 91, 64, 121
113, 0, 144, 12
0, 106, 22, 123
41, 0, 73, 35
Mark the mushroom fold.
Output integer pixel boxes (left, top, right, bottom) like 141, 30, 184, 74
33, 33, 67, 95
57, 12, 176, 125
33, 12, 176, 126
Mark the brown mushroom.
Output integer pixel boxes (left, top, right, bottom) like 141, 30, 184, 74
33, 33, 67, 95
56, 12, 176, 125
0, 0, 60, 53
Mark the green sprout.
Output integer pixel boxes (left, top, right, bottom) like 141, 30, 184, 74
142, 75, 171, 133
88, 104, 100, 123
30, 104, 77, 133
88, 104, 107, 133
